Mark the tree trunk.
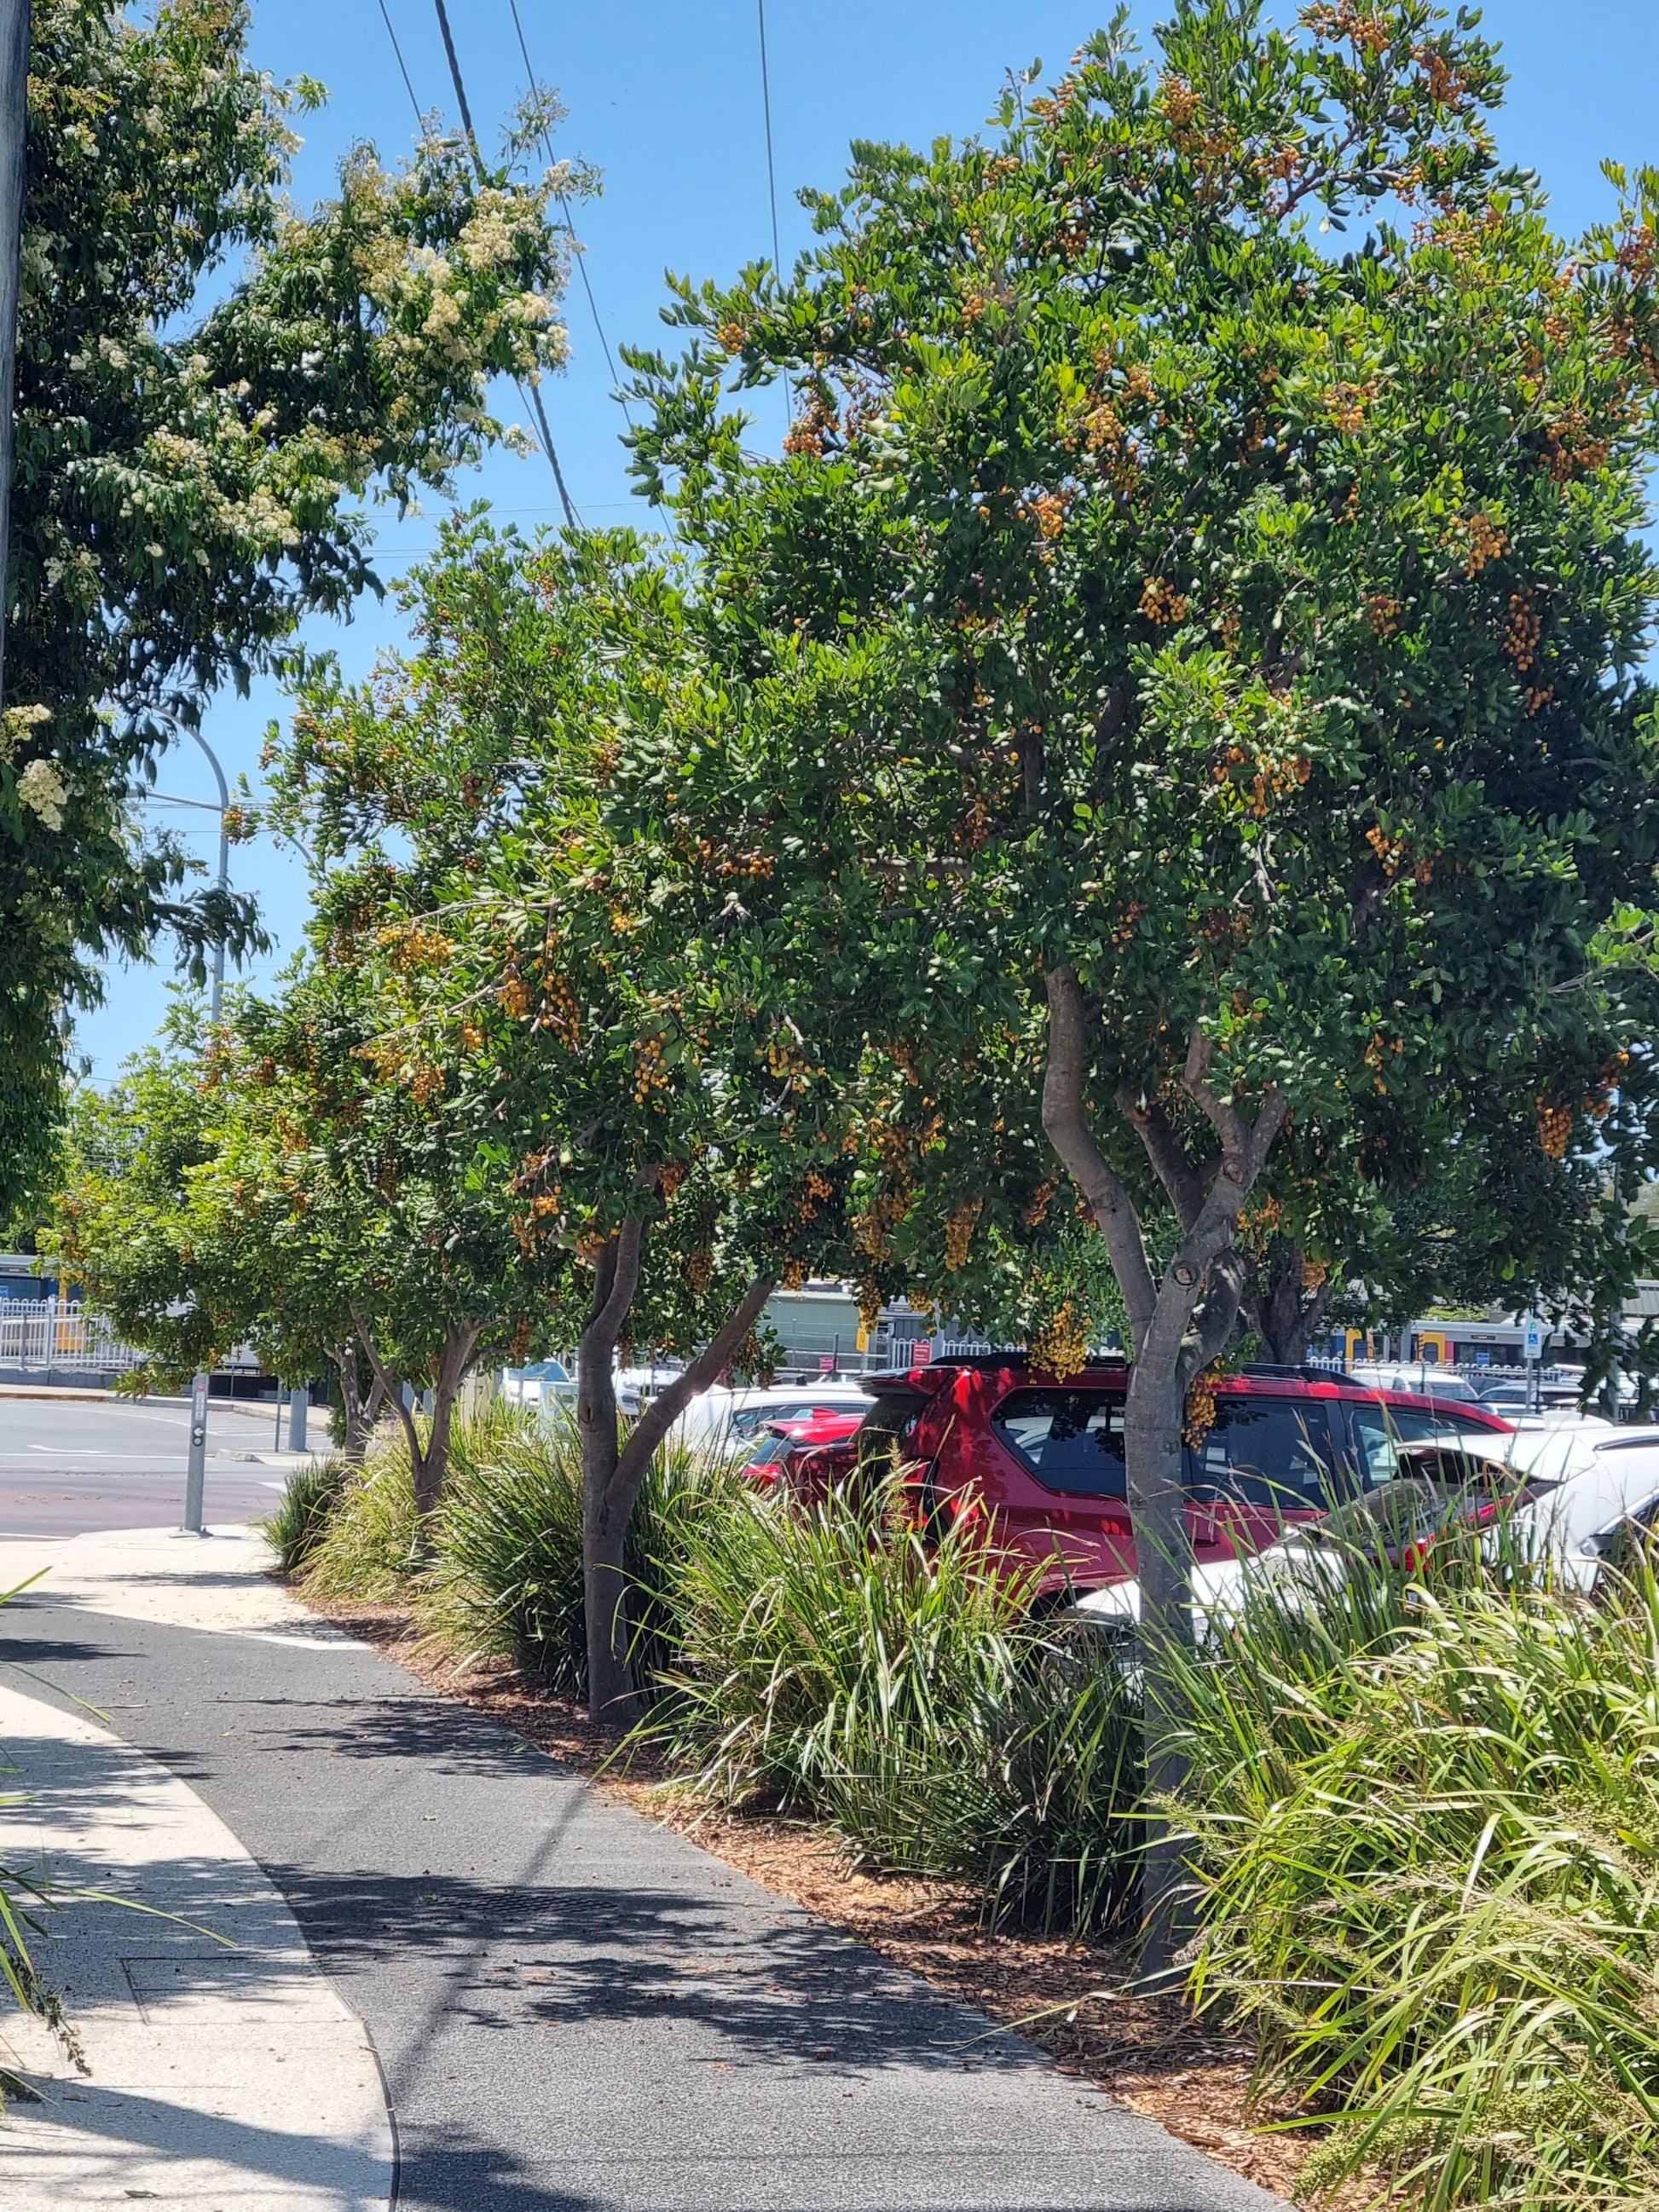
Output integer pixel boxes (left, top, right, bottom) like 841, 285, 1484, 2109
350, 1306, 484, 1522
577, 1219, 774, 1726
1042, 967, 1287, 1978
1245, 1246, 1335, 1368
332, 1341, 388, 1462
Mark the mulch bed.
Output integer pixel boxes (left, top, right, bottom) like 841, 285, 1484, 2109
302, 1592, 1333, 2205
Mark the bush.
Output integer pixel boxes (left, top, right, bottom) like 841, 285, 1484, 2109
1171, 1534, 1659, 2209
639, 1476, 1142, 1932
418, 1409, 736, 1691
260, 1456, 350, 1574
298, 1429, 422, 1601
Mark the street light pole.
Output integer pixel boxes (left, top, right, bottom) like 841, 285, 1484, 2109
180, 728, 229, 1534
188, 726, 230, 1025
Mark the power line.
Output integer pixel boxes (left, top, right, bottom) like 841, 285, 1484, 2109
375, 0, 423, 128
756, 0, 790, 436
378, 0, 575, 530
756, 0, 783, 278
505, 0, 630, 425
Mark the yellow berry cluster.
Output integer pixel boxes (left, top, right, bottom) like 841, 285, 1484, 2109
633, 1032, 672, 1106
1537, 1100, 1574, 1160
1023, 1179, 1055, 1228
1464, 513, 1508, 575
944, 1199, 982, 1273
1140, 575, 1188, 626
1183, 1368, 1221, 1448
1030, 1303, 1090, 1382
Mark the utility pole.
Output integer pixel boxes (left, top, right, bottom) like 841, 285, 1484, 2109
0, 0, 31, 706
179, 729, 230, 1533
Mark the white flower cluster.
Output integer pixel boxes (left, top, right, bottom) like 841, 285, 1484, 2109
17, 757, 67, 830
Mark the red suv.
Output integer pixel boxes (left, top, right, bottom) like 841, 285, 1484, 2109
841, 1357, 1513, 1597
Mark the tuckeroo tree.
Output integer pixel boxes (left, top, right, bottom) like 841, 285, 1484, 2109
629, 0, 1659, 1947
2, 0, 587, 1210
268, 518, 886, 1716
43, 993, 397, 1451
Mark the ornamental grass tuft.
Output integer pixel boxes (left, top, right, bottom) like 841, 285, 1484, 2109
638, 1475, 1142, 1932
1170, 1528, 1659, 2210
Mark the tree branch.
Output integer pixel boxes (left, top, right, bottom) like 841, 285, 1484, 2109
350, 1301, 420, 1471
1119, 1089, 1206, 1232
607, 1273, 776, 1521
581, 1213, 648, 1366
1043, 966, 1157, 1354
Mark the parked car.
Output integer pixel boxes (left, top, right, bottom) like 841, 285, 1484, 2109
1349, 1361, 1488, 1406
500, 1359, 576, 1409
1505, 1424, 1659, 1591
1072, 1436, 1555, 1636
828, 1355, 1516, 1600
673, 1380, 871, 1452
743, 1406, 868, 1493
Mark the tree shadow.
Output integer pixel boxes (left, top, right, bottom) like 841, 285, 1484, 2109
274, 1863, 1032, 2081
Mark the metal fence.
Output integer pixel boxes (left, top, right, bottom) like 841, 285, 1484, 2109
0, 1298, 142, 1380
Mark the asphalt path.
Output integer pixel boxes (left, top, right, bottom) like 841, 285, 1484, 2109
0, 1395, 289, 1537
3, 1569, 1282, 2212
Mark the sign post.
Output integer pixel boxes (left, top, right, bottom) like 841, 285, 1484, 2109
182, 1370, 210, 1534
1522, 1315, 1545, 1415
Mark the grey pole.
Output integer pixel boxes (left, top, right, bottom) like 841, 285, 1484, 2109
286, 1383, 308, 1453
0, 0, 30, 709
182, 1368, 209, 1534
188, 728, 230, 1025
178, 730, 229, 1533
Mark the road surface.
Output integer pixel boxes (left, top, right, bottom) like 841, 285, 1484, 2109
0, 1393, 292, 1537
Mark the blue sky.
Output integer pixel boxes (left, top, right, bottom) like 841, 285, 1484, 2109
74, 0, 1659, 1082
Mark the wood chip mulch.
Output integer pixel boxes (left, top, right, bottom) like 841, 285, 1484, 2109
302, 1591, 1337, 2206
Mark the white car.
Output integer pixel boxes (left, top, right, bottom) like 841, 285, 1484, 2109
1068, 1436, 1560, 1639
500, 1359, 576, 1408
1505, 1424, 1659, 1590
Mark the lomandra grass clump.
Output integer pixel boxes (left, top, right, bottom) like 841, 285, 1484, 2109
278, 1401, 737, 1697
640, 1477, 1142, 1932
1171, 1539, 1659, 2209
421, 1410, 740, 1692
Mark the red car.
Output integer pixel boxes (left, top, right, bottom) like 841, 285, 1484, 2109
743, 1406, 867, 1493
831, 1357, 1513, 1598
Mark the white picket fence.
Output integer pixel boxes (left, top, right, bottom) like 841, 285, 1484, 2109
0, 1298, 141, 1376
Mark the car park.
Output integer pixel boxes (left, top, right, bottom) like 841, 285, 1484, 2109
840, 1354, 1514, 1599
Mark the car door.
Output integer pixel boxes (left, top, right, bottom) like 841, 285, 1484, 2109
1183, 1391, 1344, 1557
984, 1383, 1136, 1589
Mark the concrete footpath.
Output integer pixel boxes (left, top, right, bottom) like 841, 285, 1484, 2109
0, 1526, 1284, 2212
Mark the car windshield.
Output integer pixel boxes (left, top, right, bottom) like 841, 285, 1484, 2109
1348, 1400, 1482, 1489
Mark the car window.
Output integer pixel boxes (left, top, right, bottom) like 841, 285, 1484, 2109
856, 1391, 927, 1471
991, 1389, 1126, 1498
1345, 1400, 1470, 1489
1185, 1398, 1337, 1510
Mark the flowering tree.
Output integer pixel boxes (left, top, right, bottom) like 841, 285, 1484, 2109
628, 0, 1659, 1951
2, 0, 587, 1212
